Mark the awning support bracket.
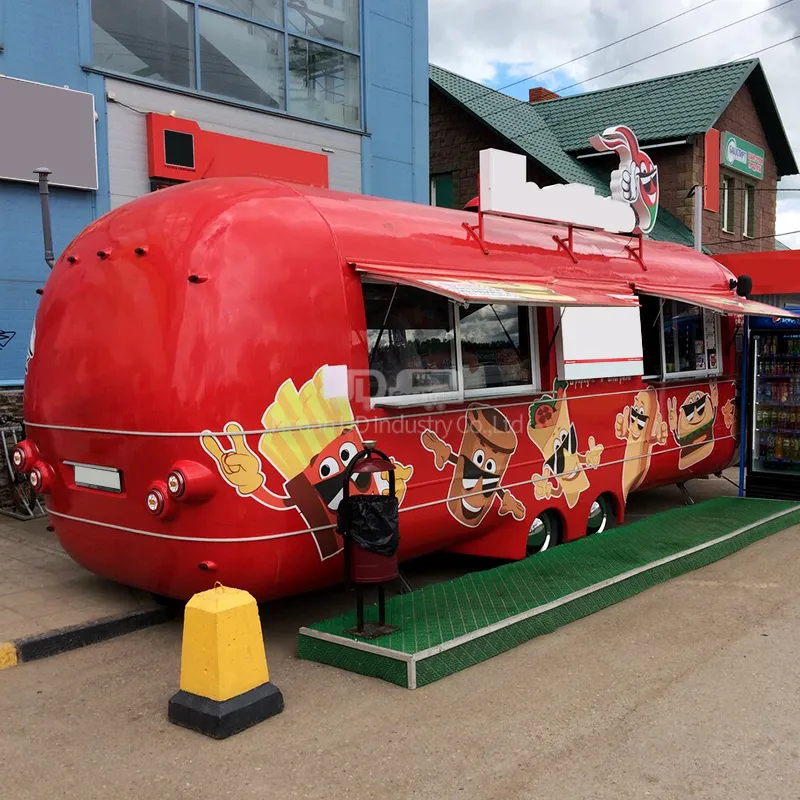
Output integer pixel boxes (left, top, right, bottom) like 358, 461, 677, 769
625, 233, 647, 271
552, 225, 578, 264
462, 220, 490, 255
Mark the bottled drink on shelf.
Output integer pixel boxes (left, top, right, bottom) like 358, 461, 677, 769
775, 436, 785, 459
760, 435, 768, 459
793, 437, 800, 461
756, 407, 764, 427
781, 382, 789, 403
767, 433, 776, 458
780, 408, 789, 428
791, 408, 798, 428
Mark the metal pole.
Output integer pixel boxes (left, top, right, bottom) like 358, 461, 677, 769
693, 183, 704, 252
34, 168, 55, 269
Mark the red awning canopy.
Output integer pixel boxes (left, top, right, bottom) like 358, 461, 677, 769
352, 262, 639, 308
637, 287, 799, 318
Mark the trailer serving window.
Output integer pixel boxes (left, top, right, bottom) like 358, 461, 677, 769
638, 297, 722, 379
363, 281, 538, 405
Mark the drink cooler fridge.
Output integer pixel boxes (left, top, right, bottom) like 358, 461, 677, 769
745, 315, 800, 500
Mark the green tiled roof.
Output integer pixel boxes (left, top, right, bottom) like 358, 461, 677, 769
429, 63, 696, 247
536, 60, 759, 152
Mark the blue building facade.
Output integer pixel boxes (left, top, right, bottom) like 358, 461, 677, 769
0, 0, 429, 388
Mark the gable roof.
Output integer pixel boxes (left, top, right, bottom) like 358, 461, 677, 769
429, 63, 695, 247
534, 59, 797, 176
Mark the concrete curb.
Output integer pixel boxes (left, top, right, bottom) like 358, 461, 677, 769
0, 606, 175, 670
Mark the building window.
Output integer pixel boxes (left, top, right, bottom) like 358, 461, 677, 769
91, 0, 361, 129
430, 173, 455, 208
364, 283, 539, 404
743, 184, 756, 238
639, 297, 721, 378
721, 175, 735, 233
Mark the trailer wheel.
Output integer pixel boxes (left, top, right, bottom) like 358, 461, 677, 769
586, 494, 616, 536
527, 510, 562, 555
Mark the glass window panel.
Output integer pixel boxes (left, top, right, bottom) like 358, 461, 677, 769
200, 8, 285, 109
204, 0, 283, 26
288, 37, 360, 127
287, 0, 359, 50
364, 284, 457, 398
663, 301, 719, 375
459, 304, 533, 392
92, 0, 196, 89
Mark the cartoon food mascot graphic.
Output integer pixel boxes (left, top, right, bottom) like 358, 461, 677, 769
201, 365, 413, 560
527, 380, 603, 509
615, 386, 668, 501
589, 124, 659, 234
421, 404, 525, 528
667, 380, 719, 470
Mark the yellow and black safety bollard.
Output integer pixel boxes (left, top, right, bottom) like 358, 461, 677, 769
168, 584, 283, 739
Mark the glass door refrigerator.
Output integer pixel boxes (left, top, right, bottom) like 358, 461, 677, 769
746, 314, 800, 500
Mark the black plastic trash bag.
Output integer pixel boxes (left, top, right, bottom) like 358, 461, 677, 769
337, 494, 400, 557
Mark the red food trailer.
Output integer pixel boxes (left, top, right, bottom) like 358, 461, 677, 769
14, 138, 796, 602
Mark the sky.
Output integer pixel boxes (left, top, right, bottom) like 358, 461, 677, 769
428, 0, 800, 247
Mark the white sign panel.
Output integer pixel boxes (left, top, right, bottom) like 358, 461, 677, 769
557, 306, 644, 380
479, 149, 636, 233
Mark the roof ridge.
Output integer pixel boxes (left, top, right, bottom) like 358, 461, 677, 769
535, 58, 759, 105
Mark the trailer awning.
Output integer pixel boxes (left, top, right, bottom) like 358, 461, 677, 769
637, 288, 799, 318
351, 262, 639, 307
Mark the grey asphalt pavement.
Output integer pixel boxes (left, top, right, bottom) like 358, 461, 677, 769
4, 470, 800, 800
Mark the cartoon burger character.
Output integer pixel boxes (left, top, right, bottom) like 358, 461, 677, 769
421, 404, 525, 527
527, 379, 603, 509
615, 386, 668, 501
202, 365, 413, 560
667, 380, 719, 470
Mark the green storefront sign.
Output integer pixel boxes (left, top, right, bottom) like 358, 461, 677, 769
720, 131, 765, 180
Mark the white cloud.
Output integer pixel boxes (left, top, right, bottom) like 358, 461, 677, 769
429, 0, 800, 241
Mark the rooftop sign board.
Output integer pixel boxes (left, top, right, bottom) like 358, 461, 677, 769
721, 132, 765, 181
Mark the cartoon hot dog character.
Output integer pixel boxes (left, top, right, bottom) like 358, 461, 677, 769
667, 380, 719, 470
615, 386, 668, 501
527, 379, 603, 509
202, 365, 413, 560
421, 404, 525, 527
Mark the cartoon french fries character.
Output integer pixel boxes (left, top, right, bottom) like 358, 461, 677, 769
201, 366, 413, 560
527, 379, 603, 509
667, 380, 719, 470
421, 404, 525, 528
615, 386, 668, 501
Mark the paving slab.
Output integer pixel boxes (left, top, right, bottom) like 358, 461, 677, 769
0, 515, 168, 666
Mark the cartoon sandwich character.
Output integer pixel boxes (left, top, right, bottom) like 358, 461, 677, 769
667, 380, 719, 470
201, 365, 413, 560
421, 404, 525, 527
527, 379, 603, 509
615, 386, 668, 501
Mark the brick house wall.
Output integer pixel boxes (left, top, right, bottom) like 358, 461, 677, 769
429, 86, 555, 209
430, 81, 780, 253
704, 83, 778, 254
0, 388, 24, 510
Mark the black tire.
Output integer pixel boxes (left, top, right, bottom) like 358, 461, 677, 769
526, 510, 562, 555
586, 494, 617, 536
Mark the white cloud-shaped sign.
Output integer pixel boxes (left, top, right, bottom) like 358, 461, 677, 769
479, 149, 636, 233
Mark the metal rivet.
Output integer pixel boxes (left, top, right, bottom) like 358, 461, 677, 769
134, 247, 147, 256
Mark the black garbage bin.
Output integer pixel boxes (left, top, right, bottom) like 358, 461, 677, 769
337, 443, 400, 638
